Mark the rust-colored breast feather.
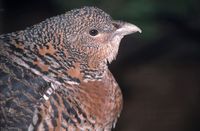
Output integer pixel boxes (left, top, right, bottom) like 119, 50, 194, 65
33, 70, 123, 130
76, 70, 123, 129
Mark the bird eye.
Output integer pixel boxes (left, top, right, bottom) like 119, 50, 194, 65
89, 29, 98, 36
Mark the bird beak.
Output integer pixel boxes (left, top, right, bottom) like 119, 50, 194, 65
106, 21, 142, 63
112, 21, 142, 37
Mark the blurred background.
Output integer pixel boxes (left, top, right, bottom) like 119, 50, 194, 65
0, 0, 200, 131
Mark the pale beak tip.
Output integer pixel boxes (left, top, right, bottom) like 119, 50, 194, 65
130, 24, 142, 33
137, 28, 142, 33
121, 23, 142, 35
113, 21, 142, 36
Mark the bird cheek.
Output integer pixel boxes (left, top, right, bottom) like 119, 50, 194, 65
94, 34, 110, 45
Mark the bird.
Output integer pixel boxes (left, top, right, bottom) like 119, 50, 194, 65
0, 6, 141, 130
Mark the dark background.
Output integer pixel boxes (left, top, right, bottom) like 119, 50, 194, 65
0, 0, 200, 131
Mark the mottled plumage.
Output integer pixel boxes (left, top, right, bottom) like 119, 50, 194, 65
0, 7, 141, 130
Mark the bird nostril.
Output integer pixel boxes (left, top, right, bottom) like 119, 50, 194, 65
112, 22, 121, 29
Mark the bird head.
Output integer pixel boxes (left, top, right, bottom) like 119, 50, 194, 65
5, 7, 141, 82
63, 7, 141, 69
